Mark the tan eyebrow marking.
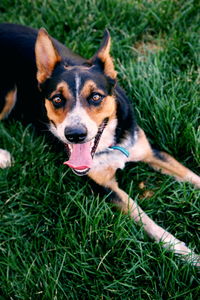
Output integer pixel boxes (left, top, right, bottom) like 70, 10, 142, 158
49, 81, 72, 100
64, 65, 91, 71
80, 80, 105, 99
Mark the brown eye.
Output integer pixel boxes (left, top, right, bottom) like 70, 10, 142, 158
88, 93, 104, 105
52, 95, 66, 108
53, 96, 62, 104
92, 94, 101, 101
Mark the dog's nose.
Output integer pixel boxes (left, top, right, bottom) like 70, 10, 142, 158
64, 126, 87, 143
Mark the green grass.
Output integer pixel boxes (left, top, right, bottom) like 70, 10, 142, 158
0, 0, 200, 299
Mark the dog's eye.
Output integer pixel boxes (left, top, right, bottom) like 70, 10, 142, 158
52, 95, 65, 108
88, 93, 104, 104
92, 94, 101, 101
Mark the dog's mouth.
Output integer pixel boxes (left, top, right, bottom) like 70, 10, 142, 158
64, 118, 108, 176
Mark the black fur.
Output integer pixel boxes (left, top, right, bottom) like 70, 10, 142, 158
153, 149, 167, 162
89, 180, 122, 203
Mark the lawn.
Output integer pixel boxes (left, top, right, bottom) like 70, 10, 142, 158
0, 0, 199, 299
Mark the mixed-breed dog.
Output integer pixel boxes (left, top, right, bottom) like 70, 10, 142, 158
0, 23, 199, 265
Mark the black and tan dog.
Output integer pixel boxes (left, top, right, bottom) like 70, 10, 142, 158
0, 23, 199, 264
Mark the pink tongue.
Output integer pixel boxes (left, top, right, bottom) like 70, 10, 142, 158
64, 142, 93, 170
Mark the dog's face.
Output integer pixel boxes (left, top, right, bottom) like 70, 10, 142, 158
35, 29, 118, 175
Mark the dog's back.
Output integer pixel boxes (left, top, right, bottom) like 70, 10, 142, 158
0, 24, 41, 122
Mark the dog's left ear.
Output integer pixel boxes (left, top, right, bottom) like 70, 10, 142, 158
35, 28, 61, 84
89, 30, 117, 80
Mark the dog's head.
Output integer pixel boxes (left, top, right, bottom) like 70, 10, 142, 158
35, 29, 118, 175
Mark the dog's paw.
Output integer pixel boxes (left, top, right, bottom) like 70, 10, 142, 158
173, 242, 200, 266
182, 252, 200, 267
0, 149, 12, 168
185, 170, 200, 188
161, 234, 200, 266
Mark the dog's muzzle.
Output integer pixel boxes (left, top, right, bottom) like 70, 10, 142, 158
64, 118, 108, 176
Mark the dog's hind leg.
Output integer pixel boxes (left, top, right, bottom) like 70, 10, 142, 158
0, 87, 17, 168
129, 127, 200, 188
0, 86, 17, 121
89, 168, 200, 266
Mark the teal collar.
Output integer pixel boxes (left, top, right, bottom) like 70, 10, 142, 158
109, 146, 130, 158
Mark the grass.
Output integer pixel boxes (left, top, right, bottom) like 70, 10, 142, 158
0, 0, 200, 299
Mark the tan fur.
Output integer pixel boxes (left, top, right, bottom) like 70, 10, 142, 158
0, 87, 17, 120
45, 100, 68, 125
49, 82, 72, 100
146, 152, 188, 178
146, 152, 200, 187
129, 128, 152, 162
80, 80, 104, 99
89, 31, 117, 79
89, 166, 116, 186
35, 28, 61, 84
86, 95, 117, 126
96, 38, 117, 79
64, 65, 91, 71
129, 128, 199, 185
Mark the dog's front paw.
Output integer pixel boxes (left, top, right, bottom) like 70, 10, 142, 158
0, 149, 12, 168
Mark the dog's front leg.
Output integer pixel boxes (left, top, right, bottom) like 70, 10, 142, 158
88, 168, 200, 266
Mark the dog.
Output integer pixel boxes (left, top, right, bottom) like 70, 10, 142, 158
0, 23, 199, 265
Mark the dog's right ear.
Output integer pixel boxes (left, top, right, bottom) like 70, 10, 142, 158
35, 28, 61, 84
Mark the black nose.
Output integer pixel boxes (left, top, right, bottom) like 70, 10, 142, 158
64, 126, 87, 143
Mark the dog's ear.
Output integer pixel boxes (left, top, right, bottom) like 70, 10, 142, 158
35, 28, 61, 84
89, 30, 117, 79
